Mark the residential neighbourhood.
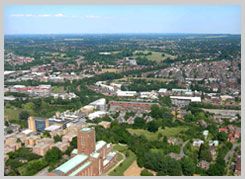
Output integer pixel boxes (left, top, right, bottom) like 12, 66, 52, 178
3, 5, 241, 177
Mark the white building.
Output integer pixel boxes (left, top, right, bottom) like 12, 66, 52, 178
140, 91, 158, 99
90, 98, 106, 111
116, 90, 137, 97
88, 111, 107, 120
158, 88, 167, 94
193, 139, 204, 147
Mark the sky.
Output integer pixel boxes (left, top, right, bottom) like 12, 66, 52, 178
4, 5, 241, 35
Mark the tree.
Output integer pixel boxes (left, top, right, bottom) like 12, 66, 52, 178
140, 169, 153, 176
147, 120, 159, 133
19, 110, 30, 121
198, 143, 212, 162
207, 158, 226, 176
44, 147, 62, 164
150, 104, 161, 118
5, 121, 9, 127
183, 113, 195, 122
54, 135, 62, 143
181, 156, 196, 176
133, 117, 146, 129
217, 132, 228, 142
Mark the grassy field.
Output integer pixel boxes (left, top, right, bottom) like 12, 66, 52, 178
5, 106, 24, 122
51, 86, 66, 93
133, 50, 176, 62
109, 145, 136, 176
127, 126, 189, 141
102, 68, 122, 73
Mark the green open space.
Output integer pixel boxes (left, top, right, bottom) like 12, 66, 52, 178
109, 145, 136, 176
51, 86, 66, 93
5, 106, 24, 122
127, 126, 189, 141
133, 50, 176, 62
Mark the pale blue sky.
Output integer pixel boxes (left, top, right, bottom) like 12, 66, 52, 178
4, 5, 241, 34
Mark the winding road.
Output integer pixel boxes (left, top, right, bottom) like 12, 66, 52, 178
180, 140, 189, 158
224, 143, 240, 163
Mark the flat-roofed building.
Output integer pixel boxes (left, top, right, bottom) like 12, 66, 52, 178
32, 142, 52, 156
51, 142, 70, 152
98, 121, 111, 129
170, 96, 201, 106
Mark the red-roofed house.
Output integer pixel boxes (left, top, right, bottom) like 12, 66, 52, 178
218, 127, 228, 133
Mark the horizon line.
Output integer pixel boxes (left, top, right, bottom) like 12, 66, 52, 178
4, 32, 241, 36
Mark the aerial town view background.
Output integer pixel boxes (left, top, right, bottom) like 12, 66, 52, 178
3, 5, 241, 176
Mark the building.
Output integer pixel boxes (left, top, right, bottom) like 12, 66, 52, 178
193, 139, 204, 147
88, 111, 107, 120
98, 121, 111, 129
170, 96, 201, 106
51, 142, 70, 152
208, 140, 219, 147
32, 138, 54, 156
116, 90, 137, 97
202, 130, 209, 139
89, 98, 106, 111
109, 101, 159, 108
158, 88, 168, 95
234, 155, 241, 176
28, 116, 50, 132
48, 127, 117, 176
197, 160, 210, 170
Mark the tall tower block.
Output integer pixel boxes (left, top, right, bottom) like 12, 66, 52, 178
28, 116, 36, 131
77, 128, 96, 156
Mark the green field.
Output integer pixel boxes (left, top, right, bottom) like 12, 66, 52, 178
52, 86, 66, 93
5, 106, 24, 122
109, 145, 136, 176
127, 126, 189, 141
133, 50, 176, 62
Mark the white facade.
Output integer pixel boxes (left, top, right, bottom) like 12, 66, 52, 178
116, 90, 137, 97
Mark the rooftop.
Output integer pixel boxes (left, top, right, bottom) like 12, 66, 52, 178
71, 149, 78, 154
69, 161, 92, 176
80, 127, 92, 132
90, 152, 100, 159
54, 154, 88, 174
44, 125, 61, 131
95, 140, 106, 151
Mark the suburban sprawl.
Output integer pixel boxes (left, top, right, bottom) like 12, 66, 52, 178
4, 34, 241, 176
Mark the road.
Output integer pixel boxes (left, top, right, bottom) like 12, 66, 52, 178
225, 143, 240, 163
225, 143, 240, 176
180, 140, 189, 158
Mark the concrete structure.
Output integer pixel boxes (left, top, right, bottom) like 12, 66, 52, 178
116, 90, 137, 97
32, 138, 54, 156
170, 96, 201, 106
193, 139, 204, 147
109, 101, 159, 108
88, 111, 107, 120
51, 142, 70, 152
28, 116, 50, 132
48, 127, 117, 176
89, 98, 106, 111
98, 121, 111, 129
197, 161, 210, 170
